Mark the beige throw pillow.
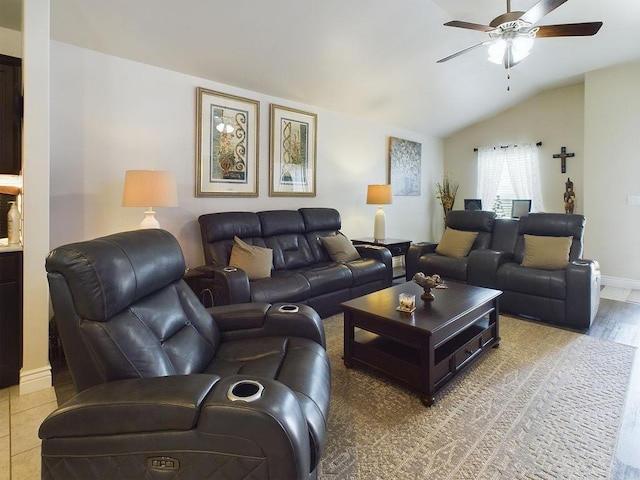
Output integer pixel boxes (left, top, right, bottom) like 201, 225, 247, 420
320, 233, 361, 262
435, 227, 479, 258
521, 234, 572, 270
229, 236, 273, 280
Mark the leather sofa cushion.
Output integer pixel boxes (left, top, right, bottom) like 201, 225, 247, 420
521, 234, 572, 270
435, 227, 479, 258
320, 233, 360, 262
230, 236, 273, 280
497, 263, 566, 300
299, 263, 352, 296
249, 271, 311, 304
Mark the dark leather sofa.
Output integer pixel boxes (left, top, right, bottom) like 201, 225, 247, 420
407, 211, 601, 330
39, 229, 331, 479
198, 207, 393, 318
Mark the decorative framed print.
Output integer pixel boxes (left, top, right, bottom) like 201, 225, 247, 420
388, 137, 422, 196
269, 104, 317, 196
196, 87, 259, 197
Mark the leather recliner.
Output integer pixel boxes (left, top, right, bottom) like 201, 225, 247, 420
39, 229, 331, 479
493, 213, 600, 329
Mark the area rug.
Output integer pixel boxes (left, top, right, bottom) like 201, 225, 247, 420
318, 315, 635, 479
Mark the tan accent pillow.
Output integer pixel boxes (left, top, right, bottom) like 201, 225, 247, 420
229, 236, 273, 280
521, 234, 572, 270
435, 228, 479, 258
320, 233, 361, 262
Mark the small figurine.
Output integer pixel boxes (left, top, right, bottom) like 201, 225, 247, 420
564, 177, 576, 214
412, 273, 443, 301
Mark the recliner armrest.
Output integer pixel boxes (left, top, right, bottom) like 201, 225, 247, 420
210, 303, 326, 347
565, 258, 601, 329
203, 266, 251, 305
467, 249, 514, 288
354, 244, 393, 285
39, 374, 220, 439
406, 242, 437, 280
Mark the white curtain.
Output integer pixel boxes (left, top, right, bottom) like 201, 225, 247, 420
477, 143, 546, 213
477, 146, 505, 211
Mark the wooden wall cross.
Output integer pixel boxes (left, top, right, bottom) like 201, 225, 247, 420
553, 146, 575, 174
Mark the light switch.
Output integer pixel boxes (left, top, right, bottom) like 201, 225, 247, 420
627, 195, 640, 206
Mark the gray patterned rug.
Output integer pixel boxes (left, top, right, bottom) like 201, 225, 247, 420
318, 315, 635, 479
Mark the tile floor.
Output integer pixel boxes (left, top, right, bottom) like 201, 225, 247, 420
0, 386, 57, 480
2, 287, 639, 479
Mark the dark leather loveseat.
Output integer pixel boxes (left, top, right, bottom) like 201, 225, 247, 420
40, 229, 331, 479
407, 211, 601, 330
198, 208, 393, 318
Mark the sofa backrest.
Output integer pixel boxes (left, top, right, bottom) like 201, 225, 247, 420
198, 208, 344, 271
258, 210, 317, 270
199, 212, 265, 266
445, 210, 496, 250
46, 229, 221, 393
490, 218, 520, 253
300, 208, 342, 263
513, 213, 585, 263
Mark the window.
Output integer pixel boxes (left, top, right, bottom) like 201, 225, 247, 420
477, 144, 545, 217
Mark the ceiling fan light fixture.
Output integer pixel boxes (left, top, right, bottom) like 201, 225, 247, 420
512, 36, 534, 61
488, 40, 507, 64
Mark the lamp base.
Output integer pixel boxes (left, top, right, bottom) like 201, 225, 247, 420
139, 208, 160, 229
373, 206, 386, 242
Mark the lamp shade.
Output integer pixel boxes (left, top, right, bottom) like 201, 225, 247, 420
366, 184, 392, 205
122, 170, 178, 207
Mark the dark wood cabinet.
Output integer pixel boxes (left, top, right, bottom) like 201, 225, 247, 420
0, 54, 21, 175
0, 250, 23, 387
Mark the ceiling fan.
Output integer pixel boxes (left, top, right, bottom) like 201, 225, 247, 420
437, 0, 603, 69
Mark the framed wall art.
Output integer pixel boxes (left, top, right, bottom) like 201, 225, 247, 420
388, 137, 422, 196
269, 104, 317, 197
196, 87, 259, 197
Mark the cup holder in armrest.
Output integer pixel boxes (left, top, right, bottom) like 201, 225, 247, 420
227, 380, 264, 403
222, 266, 238, 272
278, 304, 299, 313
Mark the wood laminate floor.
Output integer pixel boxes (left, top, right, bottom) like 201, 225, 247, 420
51, 294, 640, 479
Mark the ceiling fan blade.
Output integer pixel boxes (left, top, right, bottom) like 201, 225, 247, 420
519, 0, 568, 25
444, 20, 494, 32
437, 42, 488, 63
535, 22, 603, 37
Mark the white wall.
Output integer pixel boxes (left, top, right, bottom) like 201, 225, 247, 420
0, 26, 21, 57
50, 42, 443, 267
443, 83, 585, 215
584, 62, 640, 286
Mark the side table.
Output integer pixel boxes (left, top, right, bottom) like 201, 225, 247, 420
351, 237, 411, 281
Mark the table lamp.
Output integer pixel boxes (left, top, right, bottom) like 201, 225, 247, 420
366, 184, 392, 242
122, 170, 178, 229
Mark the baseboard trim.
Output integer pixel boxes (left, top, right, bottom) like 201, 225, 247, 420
601, 275, 640, 290
19, 365, 52, 395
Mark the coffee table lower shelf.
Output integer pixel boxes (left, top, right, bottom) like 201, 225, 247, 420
343, 309, 500, 406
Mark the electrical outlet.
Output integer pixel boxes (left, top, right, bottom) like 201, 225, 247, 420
627, 195, 640, 206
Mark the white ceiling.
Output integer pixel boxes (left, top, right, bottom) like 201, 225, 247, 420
22, 1, 640, 136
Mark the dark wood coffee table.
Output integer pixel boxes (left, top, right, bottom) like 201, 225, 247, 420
341, 281, 501, 406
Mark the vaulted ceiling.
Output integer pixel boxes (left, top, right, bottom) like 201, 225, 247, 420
12, 1, 640, 137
